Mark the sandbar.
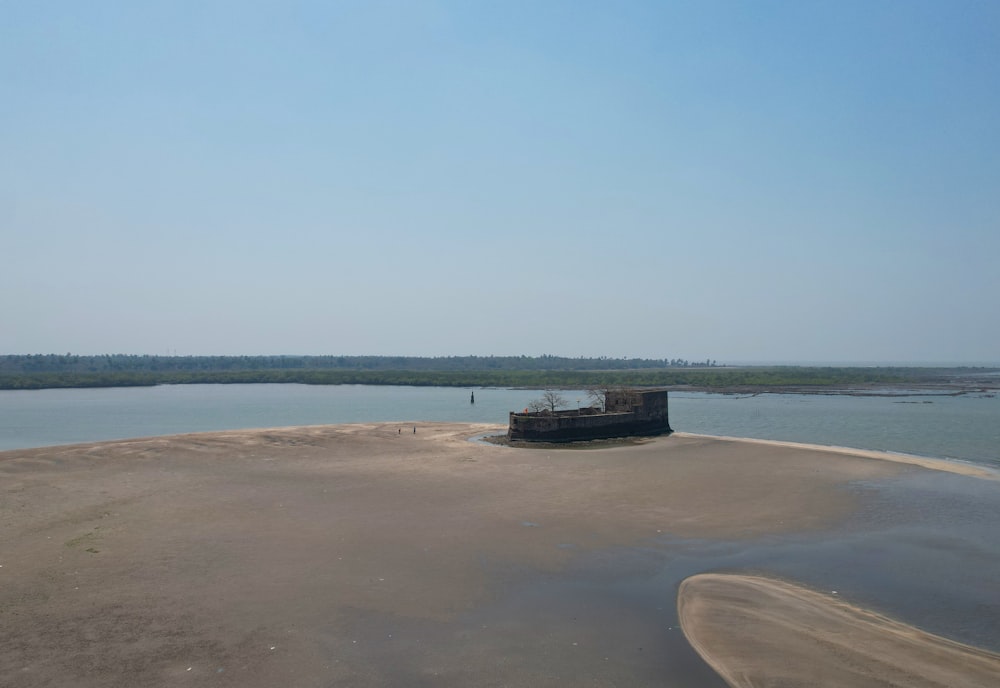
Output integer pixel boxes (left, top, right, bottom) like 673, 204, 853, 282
1, 423, 997, 686
673, 431, 998, 479
679, 573, 1000, 687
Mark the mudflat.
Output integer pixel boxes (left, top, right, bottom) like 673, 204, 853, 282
2, 424, 997, 686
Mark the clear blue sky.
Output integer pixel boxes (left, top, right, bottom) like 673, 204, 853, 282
3, 1, 998, 364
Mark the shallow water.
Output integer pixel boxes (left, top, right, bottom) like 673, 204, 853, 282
332, 467, 1000, 685
0, 384, 541, 450
682, 469, 1000, 651
457, 468, 1000, 683
669, 390, 1000, 467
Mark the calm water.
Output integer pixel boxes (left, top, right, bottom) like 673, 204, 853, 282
670, 390, 1000, 467
1, 385, 998, 468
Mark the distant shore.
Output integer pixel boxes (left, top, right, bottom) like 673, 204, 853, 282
2, 358, 998, 393
3, 424, 998, 686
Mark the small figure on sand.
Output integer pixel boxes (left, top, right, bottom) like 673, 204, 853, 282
413, 426, 416, 434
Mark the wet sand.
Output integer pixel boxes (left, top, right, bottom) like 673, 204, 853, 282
679, 573, 1000, 688
2, 424, 998, 686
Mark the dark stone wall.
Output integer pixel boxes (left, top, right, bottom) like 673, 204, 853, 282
508, 390, 671, 442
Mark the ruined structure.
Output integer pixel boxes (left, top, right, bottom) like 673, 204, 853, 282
507, 389, 671, 442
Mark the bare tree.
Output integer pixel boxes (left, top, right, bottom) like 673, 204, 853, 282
540, 389, 567, 412
586, 386, 609, 411
527, 399, 548, 413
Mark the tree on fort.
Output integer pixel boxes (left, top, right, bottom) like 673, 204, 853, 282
528, 389, 568, 413
586, 386, 619, 412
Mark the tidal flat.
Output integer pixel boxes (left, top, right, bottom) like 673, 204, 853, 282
2, 424, 998, 687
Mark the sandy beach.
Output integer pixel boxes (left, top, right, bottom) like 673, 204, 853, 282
2, 423, 998, 686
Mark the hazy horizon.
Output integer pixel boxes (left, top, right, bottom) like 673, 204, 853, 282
4, 2, 998, 364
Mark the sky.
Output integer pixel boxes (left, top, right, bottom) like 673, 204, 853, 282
2, 1, 998, 364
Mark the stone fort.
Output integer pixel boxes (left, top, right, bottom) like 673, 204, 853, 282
507, 389, 671, 442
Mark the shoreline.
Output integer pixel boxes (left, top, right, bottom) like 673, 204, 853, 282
4, 422, 997, 480
671, 431, 998, 479
3, 369, 998, 394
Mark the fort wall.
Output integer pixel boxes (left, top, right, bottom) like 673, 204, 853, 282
507, 389, 671, 442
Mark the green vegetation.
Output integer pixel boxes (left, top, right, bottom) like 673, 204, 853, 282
0, 354, 994, 391
0, 353, 714, 375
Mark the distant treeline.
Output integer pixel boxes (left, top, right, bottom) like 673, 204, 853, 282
0, 354, 988, 391
0, 354, 715, 375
